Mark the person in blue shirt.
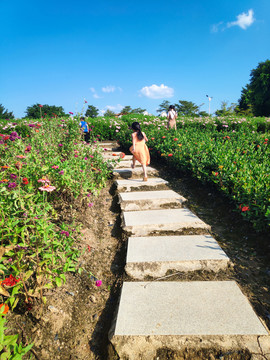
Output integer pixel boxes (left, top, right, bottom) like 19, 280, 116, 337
79, 117, 90, 143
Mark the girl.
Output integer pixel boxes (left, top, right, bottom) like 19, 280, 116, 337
167, 105, 177, 130
129, 122, 150, 181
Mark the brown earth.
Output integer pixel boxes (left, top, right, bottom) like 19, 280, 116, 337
6, 155, 270, 360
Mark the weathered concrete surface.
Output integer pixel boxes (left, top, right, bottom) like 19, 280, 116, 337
125, 235, 230, 279
98, 142, 118, 147
119, 190, 187, 211
115, 178, 169, 192
109, 281, 269, 360
113, 167, 158, 179
103, 153, 133, 161
122, 209, 211, 236
115, 160, 141, 169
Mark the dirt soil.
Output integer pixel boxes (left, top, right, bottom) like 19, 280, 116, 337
6, 155, 270, 360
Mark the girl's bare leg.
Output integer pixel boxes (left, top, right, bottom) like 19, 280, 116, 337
142, 164, 147, 180
131, 156, 136, 169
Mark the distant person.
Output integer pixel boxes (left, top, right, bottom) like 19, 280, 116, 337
167, 105, 177, 130
129, 122, 150, 181
79, 117, 90, 143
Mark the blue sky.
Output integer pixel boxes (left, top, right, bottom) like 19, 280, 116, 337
1, 0, 269, 117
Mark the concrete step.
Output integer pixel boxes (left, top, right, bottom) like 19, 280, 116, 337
115, 178, 169, 192
103, 153, 133, 161
115, 160, 141, 169
109, 281, 269, 360
119, 190, 187, 211
98, 142, 118, 147
122, 209, 211, 236
113, 167, 158, 179
125, 235, 230, 279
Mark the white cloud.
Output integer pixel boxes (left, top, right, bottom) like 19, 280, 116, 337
102, 85, 123, 93
105, 104, 123, 112
139, 84, 174, 99
89, 87, 102, 99
211, 22, 224, 33
228, 9, 255, 30
102, 85, 116, 93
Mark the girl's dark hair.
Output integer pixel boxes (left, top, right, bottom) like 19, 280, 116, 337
131, 122, 144, 140
169, 105, 175, 110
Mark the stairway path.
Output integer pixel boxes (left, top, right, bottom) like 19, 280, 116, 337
100, 142, 270, 359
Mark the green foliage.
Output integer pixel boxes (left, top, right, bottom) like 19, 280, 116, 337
85, 105, 99, 118
88, 114, 270, 231
131, 107, 146, 114
0, 310, 33, 359
0, 105, 14, 120
175, 100, 202, 116
25, 104, 66, 119
157, 100, 171, 114
103, 109, 116, 117
121, 106, 133, 114
0, 117, 113, 333
215, 101, 236, 116
249, 59, 270, 116
238, 60, 270, 116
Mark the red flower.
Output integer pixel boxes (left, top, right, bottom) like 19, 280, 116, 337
214, 172, 218, 176
242, 206, 250, 212
0, 303, 9, 314
22, 177, 29, 185
162, 136, 166, 139
173, 138, 178, 141
120, 152, 125, 159
38, 104, 43, 108
168, 153, 173, 157
151, 137, 155, 140
2, 274, 20, 287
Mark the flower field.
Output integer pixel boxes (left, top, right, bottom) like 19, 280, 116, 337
88, 114, 270, 232
0, 117, 114, 357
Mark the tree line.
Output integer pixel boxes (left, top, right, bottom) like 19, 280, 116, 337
1, 59, 269, 120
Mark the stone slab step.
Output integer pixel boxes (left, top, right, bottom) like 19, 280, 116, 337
98, 142, 118, 147
119, 190, 187, 211
113, 167, 158, 179
122, 209, 211, 236
109, 281, 269, 359
115, 178, 169, 192
125, 235, 230, 279
103, 153, 133, 161
115, 160, 141, 169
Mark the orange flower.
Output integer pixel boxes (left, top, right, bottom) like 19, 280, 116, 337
162, 136, 166, 139
120, 152, 125, 159
151, 137, 155, 140
0, 179, 8, 182
0, 303, 9, 314
36, 130, 39, 133
1, 166, 9, 169
112, 153, 117, 156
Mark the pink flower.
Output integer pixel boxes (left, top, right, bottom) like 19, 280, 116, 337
74, 154, 78, 157
88, 202, 93, 207
39, 185, 56, 192
84, 157, 88, 160
69, 112, 73, 115
89, 155, 94, 158
95, 280, 102, 287
39, 104, 43, 108
59, 170, 64, 175
38, 178, 50, 184
58, 144, 63, 147
51, 165, 59, 169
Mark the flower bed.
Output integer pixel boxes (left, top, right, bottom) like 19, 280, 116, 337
0, 117, 114, 356
88, 114, 270, 232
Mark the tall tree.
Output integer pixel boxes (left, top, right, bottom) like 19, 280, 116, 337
0, 104, 14, 119
25, 104, 66, 119
175, 100, 201, 116
215, 101, 236, 116
249, 59, 270, 116
131, 107, 146, 114
103, 109, 115, 117
121, 106, 133, 114
157, 100, 171, 114
85, 105, 99, 118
